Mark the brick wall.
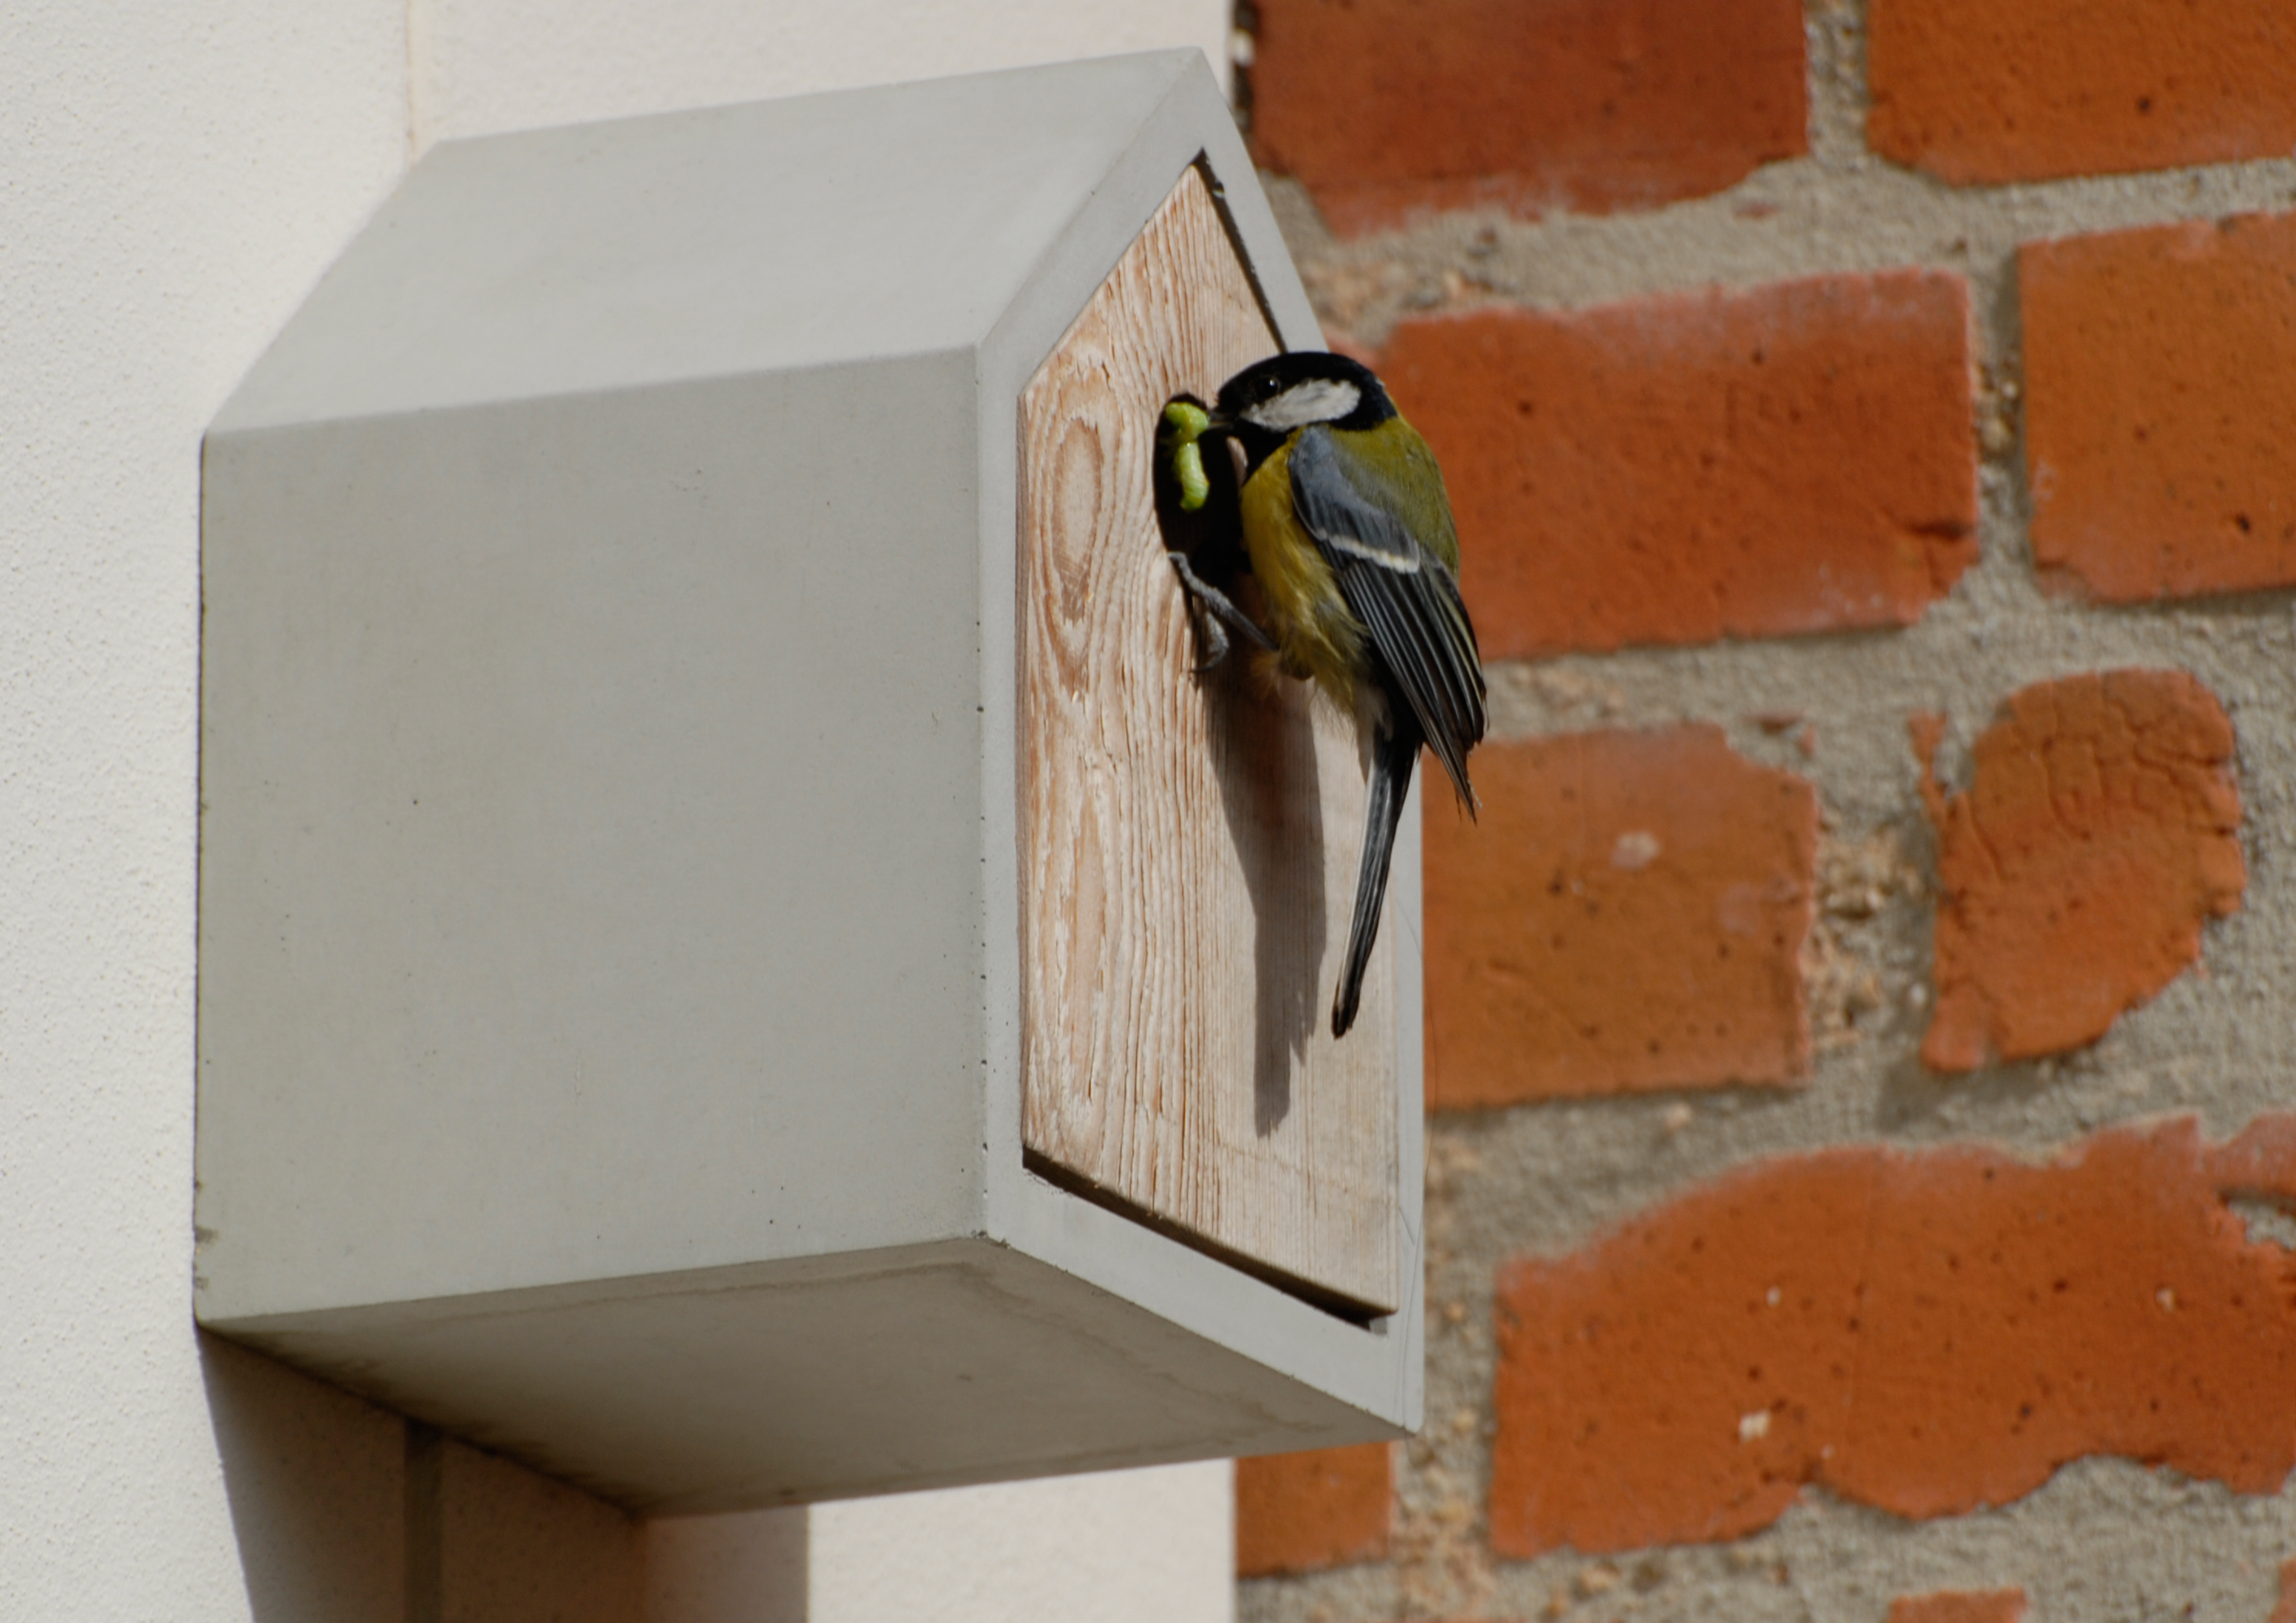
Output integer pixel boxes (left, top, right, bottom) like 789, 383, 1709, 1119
1232, 0, 2296, 1616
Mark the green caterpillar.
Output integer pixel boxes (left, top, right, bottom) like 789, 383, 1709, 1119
1160, 399, 1212, 511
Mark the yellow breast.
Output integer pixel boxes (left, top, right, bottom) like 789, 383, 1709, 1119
1238, 437, 1368, 703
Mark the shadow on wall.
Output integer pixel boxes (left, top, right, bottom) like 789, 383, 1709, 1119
200, 1332, 808, 1623
200, 1333, 404, 1623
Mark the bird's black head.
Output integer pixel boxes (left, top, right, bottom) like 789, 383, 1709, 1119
1211, 351, 1397, 456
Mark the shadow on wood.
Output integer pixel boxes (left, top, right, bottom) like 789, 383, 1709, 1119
1151, 449, 1329, 1138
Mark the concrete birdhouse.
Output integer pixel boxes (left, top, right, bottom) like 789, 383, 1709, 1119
196, 49, 1422, 1512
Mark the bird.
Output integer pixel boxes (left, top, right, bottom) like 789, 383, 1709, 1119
1161, 351, 1486, 1038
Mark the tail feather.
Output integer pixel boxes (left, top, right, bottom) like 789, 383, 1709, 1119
1332, 712, 1422, 1039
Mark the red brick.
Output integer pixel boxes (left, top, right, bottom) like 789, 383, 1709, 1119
1426, 726, 1816, 1107
2022, 213, 2296, 603
2274, 1559, 2296, 1623
1869, 0, 2296, 187
1489, 1115, 2296, 1556
1248, 0, 1806, 237
1235, 1443, 1392, 1577
1887, 1593, 2028, 1623
1915, 671, 2244, 1072
1382, 272, 1976, 658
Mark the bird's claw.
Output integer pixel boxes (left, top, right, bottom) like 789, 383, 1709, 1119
1166, 550, 1276, 673
1191, 613, 1230, 673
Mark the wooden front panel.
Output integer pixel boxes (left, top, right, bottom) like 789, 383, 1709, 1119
1017, 168, 1398, 1315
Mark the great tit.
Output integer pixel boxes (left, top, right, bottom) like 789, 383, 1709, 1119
1163, 351, 1486, 1039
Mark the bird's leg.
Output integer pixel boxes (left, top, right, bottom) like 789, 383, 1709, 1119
1166, 552, 1233, 669
1188, 596, 1230, 668
1166, 551, 1276, 672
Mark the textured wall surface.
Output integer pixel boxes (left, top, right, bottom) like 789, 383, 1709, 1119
3, 5, 1231, 1620
1234, 0, 2296, 1616
808, 1463, 1234, 1623
408, 0, 1228, 152
3, 9, 411, 1618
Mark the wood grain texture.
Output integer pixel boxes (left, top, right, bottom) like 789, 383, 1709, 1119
1018, 167, 1398, 1315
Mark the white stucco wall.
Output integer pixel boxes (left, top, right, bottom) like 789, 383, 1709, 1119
808, 1463, 1234, 1622
409, 0, 1231, 151
4, 9, 413, 1618
649, 1463, 1234, 1623
3, 4, 1232, 1618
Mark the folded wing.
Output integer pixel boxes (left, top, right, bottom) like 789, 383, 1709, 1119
1287, 425, 1486, 807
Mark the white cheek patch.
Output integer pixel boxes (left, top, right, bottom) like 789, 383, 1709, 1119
1242, 378, 1361, 432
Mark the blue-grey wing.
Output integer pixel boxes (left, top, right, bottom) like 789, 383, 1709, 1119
1288, 425, 1486, 804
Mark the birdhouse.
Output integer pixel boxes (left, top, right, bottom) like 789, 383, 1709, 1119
195, 49, 1421, 1512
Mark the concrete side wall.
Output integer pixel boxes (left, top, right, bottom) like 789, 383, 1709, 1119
2, 3, 1230, 1619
